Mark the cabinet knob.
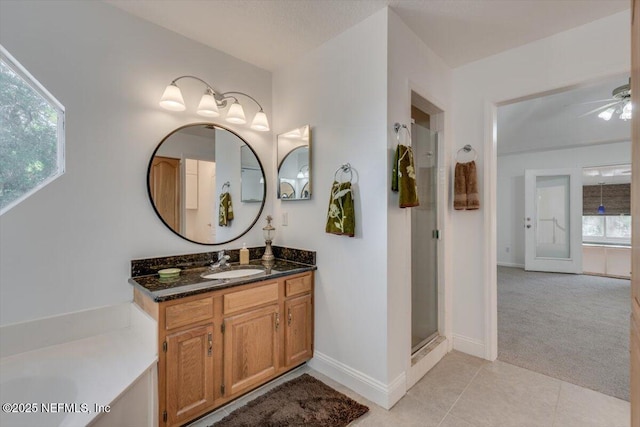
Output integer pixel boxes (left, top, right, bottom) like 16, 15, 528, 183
208, 332, 212, 356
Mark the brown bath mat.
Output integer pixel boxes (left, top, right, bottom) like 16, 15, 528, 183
211, 373, 369, 427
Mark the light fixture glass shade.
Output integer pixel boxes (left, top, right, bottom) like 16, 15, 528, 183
251, 110, 270, 131
598, 108, 614, 121
297, 171, 304, 179
620, 101, 632, 121
598, 204, 606, 214
226, 101, 246, 124
159, 83, 186, 111
197, 92, 220, 117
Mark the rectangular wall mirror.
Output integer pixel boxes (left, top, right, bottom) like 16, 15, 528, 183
277, 125, 311, 200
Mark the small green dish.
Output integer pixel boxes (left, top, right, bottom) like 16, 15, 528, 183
158, 268, 181, 278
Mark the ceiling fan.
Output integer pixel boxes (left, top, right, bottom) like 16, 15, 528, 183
579, 79, 632, 121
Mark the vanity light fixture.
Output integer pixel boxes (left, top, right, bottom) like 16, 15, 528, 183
159, 75, 270, 131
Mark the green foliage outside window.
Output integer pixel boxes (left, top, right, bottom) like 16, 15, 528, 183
0, 52, 63, 214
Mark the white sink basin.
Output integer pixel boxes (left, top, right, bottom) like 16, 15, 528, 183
201, 269, 264, 280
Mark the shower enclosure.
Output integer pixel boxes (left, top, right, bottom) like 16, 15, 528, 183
411, 122, 439, 354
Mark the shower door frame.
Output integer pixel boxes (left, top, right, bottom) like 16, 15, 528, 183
410, 123, 442, 355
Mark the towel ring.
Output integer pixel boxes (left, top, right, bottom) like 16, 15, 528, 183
456, 144, 477, 162
334, 163, 353, 183
394, 122, 412, 145
221, 181, 231, 192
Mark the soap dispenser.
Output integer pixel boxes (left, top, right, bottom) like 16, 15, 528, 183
239, 243, 250, 265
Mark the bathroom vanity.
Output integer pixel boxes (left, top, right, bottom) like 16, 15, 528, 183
130, 250, 315, 427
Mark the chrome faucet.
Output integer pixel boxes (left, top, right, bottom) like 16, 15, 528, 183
211, 250, 231, 269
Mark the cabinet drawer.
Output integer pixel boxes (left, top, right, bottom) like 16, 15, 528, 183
165, 296, 214, 330
285, 274, 312, 297
223, 282, 279, 315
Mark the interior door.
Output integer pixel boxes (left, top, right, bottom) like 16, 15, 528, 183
630, 0, 639, 424
524, 168, 582, 273
149, 156, 180, 233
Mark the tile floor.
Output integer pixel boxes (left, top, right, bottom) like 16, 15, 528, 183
189, 351, 630, 427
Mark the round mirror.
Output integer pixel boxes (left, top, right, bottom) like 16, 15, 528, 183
147, 123, 266, 245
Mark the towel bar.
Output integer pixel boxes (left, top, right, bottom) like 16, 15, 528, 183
334, 164, 353, 183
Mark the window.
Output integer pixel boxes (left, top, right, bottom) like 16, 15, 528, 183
0, 45, 65, 215
582, 215, 631, 244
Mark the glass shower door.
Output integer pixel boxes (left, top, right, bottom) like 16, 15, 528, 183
411, 123, 439, 354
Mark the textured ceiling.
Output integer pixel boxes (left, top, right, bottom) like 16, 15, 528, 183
105, 0, 629, 71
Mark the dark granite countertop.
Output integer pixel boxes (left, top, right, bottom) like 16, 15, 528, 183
130, 258, 316, 303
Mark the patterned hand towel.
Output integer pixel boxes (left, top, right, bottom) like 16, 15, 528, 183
325, 181, 355, 237
392, 144, 419, 208
454, 161, 480, 210
218, 192, 234, 226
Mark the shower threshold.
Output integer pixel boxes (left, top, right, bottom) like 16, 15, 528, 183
411, 333, 443, 359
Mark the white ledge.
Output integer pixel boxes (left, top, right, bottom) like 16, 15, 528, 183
0, 303, 157, 427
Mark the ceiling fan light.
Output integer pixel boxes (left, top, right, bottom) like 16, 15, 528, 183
598, 107, 614, 121
620, 101, 632, 120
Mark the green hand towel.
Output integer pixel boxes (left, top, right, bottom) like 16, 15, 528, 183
392, 144, 419, 208
325, 181, 355, 237
218, 192, 234, 226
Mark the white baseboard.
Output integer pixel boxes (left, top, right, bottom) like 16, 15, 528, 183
452, 334, 486, 359
497, 262, 524, 268
308, 351, 406, 409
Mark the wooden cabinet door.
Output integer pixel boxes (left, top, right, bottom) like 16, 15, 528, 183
284, 294, 313, 367
223, 304, 279, 397
165, 324, 214, 426
149, 156, 180, 232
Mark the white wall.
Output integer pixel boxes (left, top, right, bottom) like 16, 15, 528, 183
386, 8, 453, 400
156, 132, 216, 162
272, 8, 391, 405
497, 141, 631, 268
0, 1, 273, 325
451, 10, 630, 358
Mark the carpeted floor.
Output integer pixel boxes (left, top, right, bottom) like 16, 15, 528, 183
497, 266, 630, 401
